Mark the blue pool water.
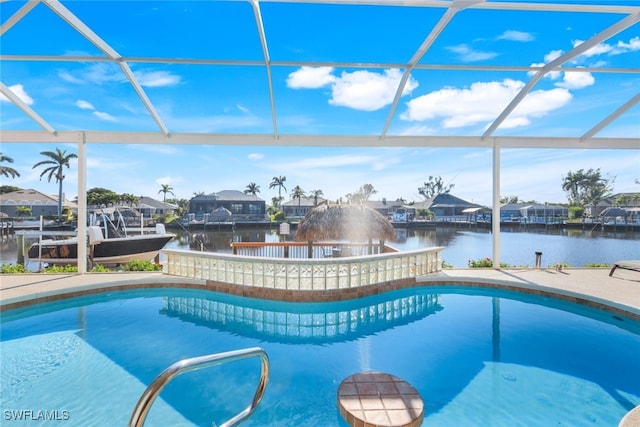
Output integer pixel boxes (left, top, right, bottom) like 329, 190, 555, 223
2, 286, 639, 426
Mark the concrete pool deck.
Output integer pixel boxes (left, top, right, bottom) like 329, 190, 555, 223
1, 267, 639, 317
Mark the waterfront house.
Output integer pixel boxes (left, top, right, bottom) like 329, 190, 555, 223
189, 190, 266, 222
500, 203, 526, 222
500, 203, 568, 223
136, 196, 178, 218
0, 189, 76, 218
599, 205, 640, 226
413, 193, 482, 222
589, 192, 640, 217
281, 196, 326, 220
365, 199, 416, 222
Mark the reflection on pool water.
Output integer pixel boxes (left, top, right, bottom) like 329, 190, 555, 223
2, 286, 639, 426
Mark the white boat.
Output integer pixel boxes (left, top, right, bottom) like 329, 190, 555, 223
27, 210, 173, 267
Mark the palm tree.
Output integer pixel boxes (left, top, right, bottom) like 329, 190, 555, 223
0, 153, 20, 178
309, 189, 324, 205
269, 176, 287, 206
33, 148, 77, 222
562, 169, 587, 206
244, 182, 260, 196
584, 181, 613, 217
291, 185, 306, 208
158, 183, 175, 202
119, 193, 139, 207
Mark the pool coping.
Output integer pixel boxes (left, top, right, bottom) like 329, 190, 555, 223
1, 267, 639, 318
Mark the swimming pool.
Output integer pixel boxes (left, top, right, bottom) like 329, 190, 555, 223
2, 286, 639, 426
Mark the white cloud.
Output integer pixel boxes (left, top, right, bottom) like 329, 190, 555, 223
402, 79, 523, 125
155, 176, 181, 186
401, 79, 573, 130
544, 49, 563, 63
590, 60, 608, 68
446, 44, 498, 62
287, 67, 417, 112
237, 104, 251, 114
76, 99, 94, 110
399, 124, 438, 136
529, 50, 594, 89
0, 84, 34, 105
82, 63, 125, 84
497, 30, 534, 42
573, 36, 640, 58
134, 70, 181, 87
286, 66, 336, 89
555, 69, 595, 89
329, 69, 417, 111
614, 36, 640, 53
58, 70, 84, 84
58, 64, 180, 88
572, 39, 613, 57
93, 111, 117, 122
529, 50, 563, 79
248, 153, 263, 160
76, 99, 118, 122
372, 155, 400, 171
507, 87, 572, 128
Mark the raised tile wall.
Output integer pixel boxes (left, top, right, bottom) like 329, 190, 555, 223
162, 247, 443, 296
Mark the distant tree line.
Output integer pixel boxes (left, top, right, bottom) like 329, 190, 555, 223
85, 188, 139, 208
2, 149, 638, 223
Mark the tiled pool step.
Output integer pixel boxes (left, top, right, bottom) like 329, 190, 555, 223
338, 372, 424, 427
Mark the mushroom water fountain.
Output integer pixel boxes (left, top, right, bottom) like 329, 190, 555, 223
295, 203, 397, 258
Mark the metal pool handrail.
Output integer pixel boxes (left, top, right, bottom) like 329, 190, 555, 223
129, 347, 270, 427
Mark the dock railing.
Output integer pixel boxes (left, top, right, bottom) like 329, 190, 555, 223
230, 241, 390, 259
161, 245, 444, 293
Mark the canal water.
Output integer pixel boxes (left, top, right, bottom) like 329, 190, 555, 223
2, 225, 637, 270
163, 225, 638, 268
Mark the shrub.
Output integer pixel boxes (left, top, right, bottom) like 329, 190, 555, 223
568, 206, 584, 220
90, 264, 112, 272
468, 257, 509, 268
122, 259, 162, 271
468, 257, 493, 268
43, 264, 78, 273
1, 263, 28, 274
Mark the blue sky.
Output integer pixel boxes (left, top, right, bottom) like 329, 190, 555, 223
1, 0, 639, 206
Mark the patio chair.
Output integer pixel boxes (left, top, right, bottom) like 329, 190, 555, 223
609, 260, 640, 277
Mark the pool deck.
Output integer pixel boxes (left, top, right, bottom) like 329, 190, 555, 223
420, 267, 640, 320
1, 267, 639, 317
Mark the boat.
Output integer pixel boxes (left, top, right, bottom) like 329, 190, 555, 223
27, 209, 174, 267
27, 224, 173, 266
